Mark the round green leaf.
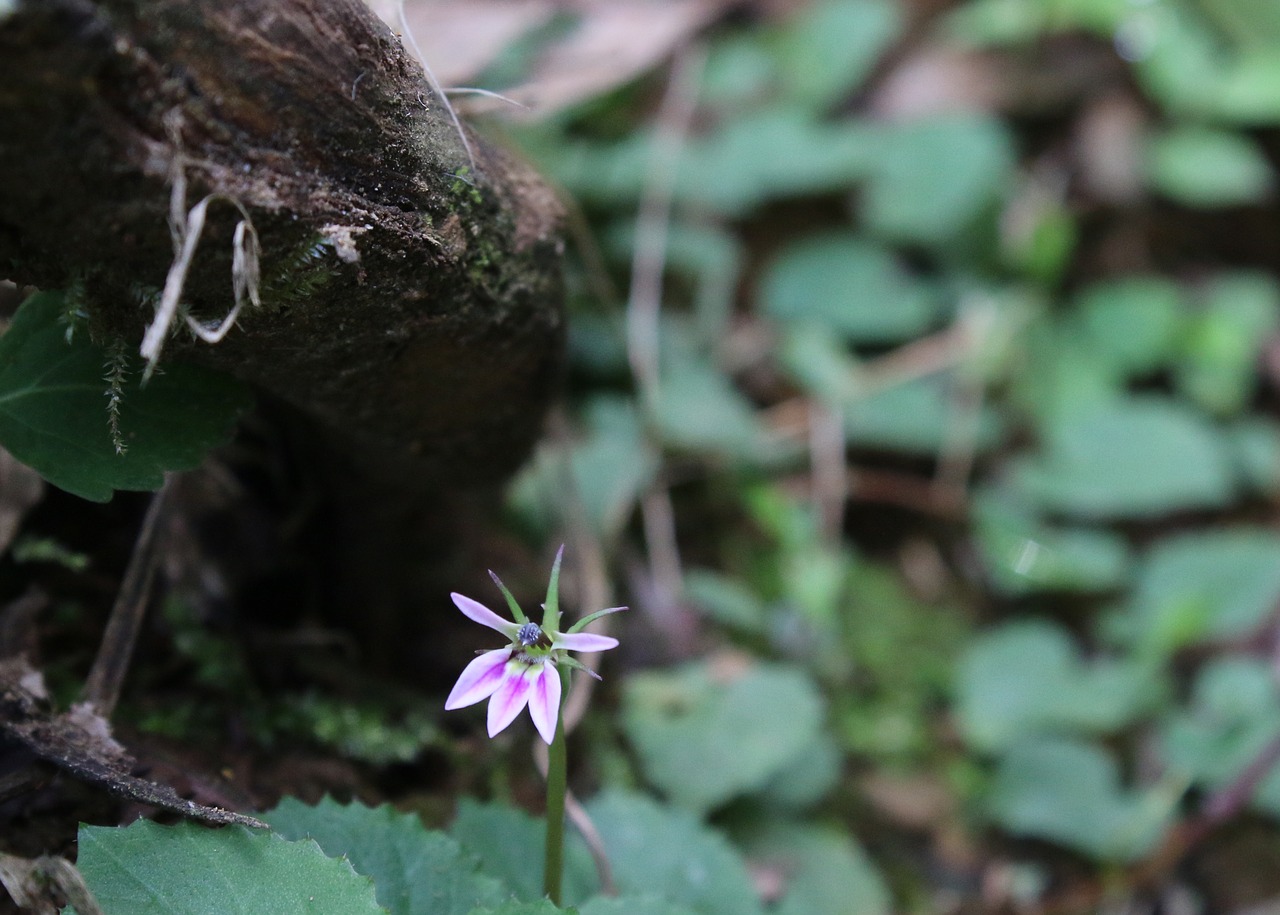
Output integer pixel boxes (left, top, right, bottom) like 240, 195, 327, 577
1072, 276, 1184, 375
1011, 397, 1236, 519
742, 824, 890, 915
1161, 659, 1280, 817
773, 0, 901, 109
1145, 127, 1273, 206
956, 621, 1160, 752
621, 661, 825, 813
1118, 529, 1280, 655
760, 233, 940, 343
584, 791, 764, 915
986, 737, 1175, 862
449, 800, 598, 907
861, 114, 1014, 245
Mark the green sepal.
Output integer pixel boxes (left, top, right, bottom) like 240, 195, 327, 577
558, 655, 603, 681
566, 605, 627, 634
489, 570, 529, 624
542, 544, 565, 634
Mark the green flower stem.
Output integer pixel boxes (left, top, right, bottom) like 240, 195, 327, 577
543, 668, 569, 906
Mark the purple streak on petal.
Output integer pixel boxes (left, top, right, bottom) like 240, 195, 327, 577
528, 663, 561, 745
445, 649, 513, 709
486, 662, 533, 737
452, 593, 520, 637
554, 631, 619, 652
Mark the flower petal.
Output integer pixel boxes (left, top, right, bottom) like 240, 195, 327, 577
452, 593, 521, 638
527, 663, 562, 745
445, 649, 513, 709
554, 631, 619, 653
486, 661, 534, 737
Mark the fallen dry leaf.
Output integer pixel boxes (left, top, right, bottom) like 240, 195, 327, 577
367, 0, 737, 117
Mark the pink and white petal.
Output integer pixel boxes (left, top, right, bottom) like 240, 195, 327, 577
444, 649, 513, 709
451, 593, 521, 638
486, 663, 534, 737
554, 631, 619, 653
527, 663, 562, 745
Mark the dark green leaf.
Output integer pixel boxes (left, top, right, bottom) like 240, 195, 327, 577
74, 821, 384, 915
264, 796, 506, 915
0, 291, 249, 502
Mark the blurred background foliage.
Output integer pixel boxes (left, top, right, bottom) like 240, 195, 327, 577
414, 0, 1280, 908
8, 0, 1280, 911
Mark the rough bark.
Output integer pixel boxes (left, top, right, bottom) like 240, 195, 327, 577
0, 0, 566, 485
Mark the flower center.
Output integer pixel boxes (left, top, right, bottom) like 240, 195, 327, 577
517, 622, 552, 650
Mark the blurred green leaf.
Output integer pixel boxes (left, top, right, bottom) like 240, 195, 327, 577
742, 824, 890, 915
1217, 50, 1280, 123
973, 489, 1133, 595
578, 899, 698, 915
1161, 658, 1280, 817
1113, 529, 1280, 655
986, 736, 1176, 861
450, 801, 598, 906
844, 377, 1004, 454
654, 352, 764, 460
1014, 321, 1124, 425
773, 0, 902, 109
74, 822, 382, 915
0, 290, 250, 502
1229, 418, 1280, 493
1176, 271, 1280, 414
683, 569, 768, 632
1071, 276, 1184, 376
760, 233, 941, 343
701, 34, 778, 111
942, 0, 1047, 45
567, 312, 629, 379
956, 621, 1160, 752
621, 660, 825, 813
1197, 0, 1280, 46
677, 111, 877, 214
861, 115, 1014, 245
754, 733, 843, 811
1011, 396, 1236, 519
508, 396, 657, 543
1145, 126, 1273, 205
1133, 5, 1230, 117
583, 791, 765, 915
265, 797, 506, 915
468, 903, 570, 915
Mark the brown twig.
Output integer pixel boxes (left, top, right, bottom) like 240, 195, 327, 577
81, 479, 171, 716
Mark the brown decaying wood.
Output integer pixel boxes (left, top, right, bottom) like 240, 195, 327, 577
0, 0, 566, 484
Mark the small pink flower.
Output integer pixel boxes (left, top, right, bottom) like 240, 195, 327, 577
444, 550, 622, 744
